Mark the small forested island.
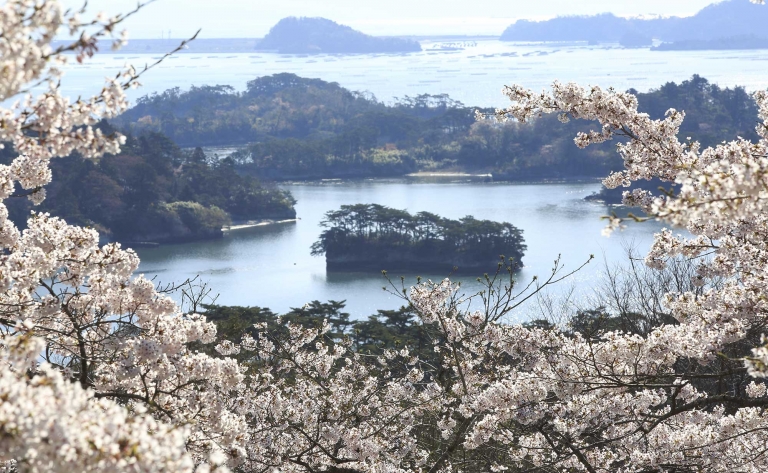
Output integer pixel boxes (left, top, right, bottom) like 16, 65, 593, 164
310, 204, 526, 272
500, 0, 768, 46
256, 17, 421, 54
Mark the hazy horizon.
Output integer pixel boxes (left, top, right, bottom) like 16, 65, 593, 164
60, 0, 721, 38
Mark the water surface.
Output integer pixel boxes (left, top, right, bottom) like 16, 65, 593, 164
59, 40, 768, 107
136, 179, 667, 320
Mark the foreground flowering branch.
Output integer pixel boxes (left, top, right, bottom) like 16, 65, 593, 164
0, 333, 194, 472
215, 271, 765, 472
459, 53, 768, 473
0, 1, 238, 470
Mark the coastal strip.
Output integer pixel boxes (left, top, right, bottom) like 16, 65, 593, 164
406, 172, 493, 178
223, 219, 298, 232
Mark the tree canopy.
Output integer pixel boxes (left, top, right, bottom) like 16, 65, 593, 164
114, 73, 761, 182
311, 204, 526, 271
1, 130, 296, 244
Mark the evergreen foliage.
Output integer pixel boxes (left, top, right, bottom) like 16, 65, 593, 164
114, 73, 760, 182
1, 130, 296, 244
204, 302, 435, 364
311, 204, 526, 271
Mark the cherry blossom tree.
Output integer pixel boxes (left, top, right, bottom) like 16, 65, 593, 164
0, 2, 241, 470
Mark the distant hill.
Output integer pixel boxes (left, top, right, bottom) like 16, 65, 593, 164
113, 73, 757, 182
500, 0, 768, 46
500, 13, 660, 43
256, 17, 421, 54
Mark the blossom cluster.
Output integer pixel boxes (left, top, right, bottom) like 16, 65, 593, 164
0, 0, 137, 168
0, 1, 241, 470
0, 334, 195, 472
207, 273, 768, 472
494, 79, 768, 360
470, 59, 768, 470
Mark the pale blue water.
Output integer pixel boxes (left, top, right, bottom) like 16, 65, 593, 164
60, 40, 768, 107
135, 179, 667, 320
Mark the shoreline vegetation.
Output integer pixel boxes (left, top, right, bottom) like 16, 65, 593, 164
405, 171, 493, 178
311, 204, 526, 272
652, 35, 768, 51
1, 136, 297, 248
124, 219, 299, 248
114, 74, 758, 185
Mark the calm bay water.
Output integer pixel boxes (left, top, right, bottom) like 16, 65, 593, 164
60, 40, 768, 107
135, 179, 667, 320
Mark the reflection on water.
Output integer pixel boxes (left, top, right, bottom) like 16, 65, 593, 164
136, 179, 667, 320
140, 221, 296, 269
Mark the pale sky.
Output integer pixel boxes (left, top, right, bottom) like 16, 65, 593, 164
61, 0, 722, 38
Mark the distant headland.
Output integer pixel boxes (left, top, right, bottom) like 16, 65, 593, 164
500, 0, 768, 50
256, 17, 422, 54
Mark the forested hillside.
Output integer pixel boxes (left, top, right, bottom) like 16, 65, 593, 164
114, 73, 759, 181
1, 129, 296, 245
